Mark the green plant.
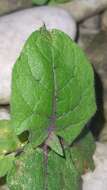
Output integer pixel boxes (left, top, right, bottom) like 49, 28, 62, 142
0, 27, 96, 190
32, 0, 71, 5
32, 0, 49, 6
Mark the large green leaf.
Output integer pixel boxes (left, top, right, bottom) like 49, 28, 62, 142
7, 145, 81, 190
0, 120, 21, 155
11, 27, 96, 148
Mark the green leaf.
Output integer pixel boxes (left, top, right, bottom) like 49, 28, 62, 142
0, 154, 15, 177
0, 120, 21, 155
49, 0, 70, 5
32, 0, 71, 5
7, 145, 81, 190
11, 27, 96, 149
32, 0, 48, 5
46, 132, 63, 156
71, 128, 96, 174
47, 150, 81, 190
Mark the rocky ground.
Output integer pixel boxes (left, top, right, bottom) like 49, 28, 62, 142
0, 0, 107, 190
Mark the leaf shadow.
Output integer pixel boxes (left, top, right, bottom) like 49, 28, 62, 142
90, 69, 105, 140
18, 130, 29, 143
0, 176, 6, 187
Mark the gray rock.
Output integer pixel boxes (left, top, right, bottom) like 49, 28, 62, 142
78, 33, 96, 50
78, 29, 97, 50
0, 0, 32, 16
82, 30, 107, 142
0, 7, 77, 105
1, 0, 107, 21
58, 0, 107, 22
101, 10, 107, 31
80, 15, 101, 34
0, 185, 9, 190
78, 15, 101, 47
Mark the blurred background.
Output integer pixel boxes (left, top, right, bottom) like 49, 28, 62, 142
0, 0, 107, 189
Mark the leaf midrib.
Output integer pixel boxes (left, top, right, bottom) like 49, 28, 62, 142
43, 35, 58, 190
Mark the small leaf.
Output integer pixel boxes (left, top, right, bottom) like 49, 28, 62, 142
11, 27, 96, 147
49, 0, 70, 5
32, 0, 48, 5
7, 146, 81, 190
46, 132, 63, 156
0, 120, 21, 155
0, 154, 15, 177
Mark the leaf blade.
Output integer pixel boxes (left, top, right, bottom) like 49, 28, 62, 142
7, 146, 81, 190
0, 120, 21, 155
11, 27, 96, 149
46, 132, 63, 156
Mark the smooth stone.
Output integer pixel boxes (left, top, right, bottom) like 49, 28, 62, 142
0, 108, 10, 120
0, 0, 32, 16
1, 0, 107, 21
0, 7, 77, 105
83, 142, 107, 190
58, 0, 107, 22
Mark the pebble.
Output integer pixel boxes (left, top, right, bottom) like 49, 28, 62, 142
83, 142, 107, 190
0, 108, 10, 120
101, 10, 107, 31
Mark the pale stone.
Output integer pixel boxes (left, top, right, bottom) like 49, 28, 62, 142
83, 142, 107, 190
0, 108, 10, 120
0, 7, 77, 104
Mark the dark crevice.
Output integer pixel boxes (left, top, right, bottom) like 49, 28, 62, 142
0, 176, 6, 186
90, 69, 105, 139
